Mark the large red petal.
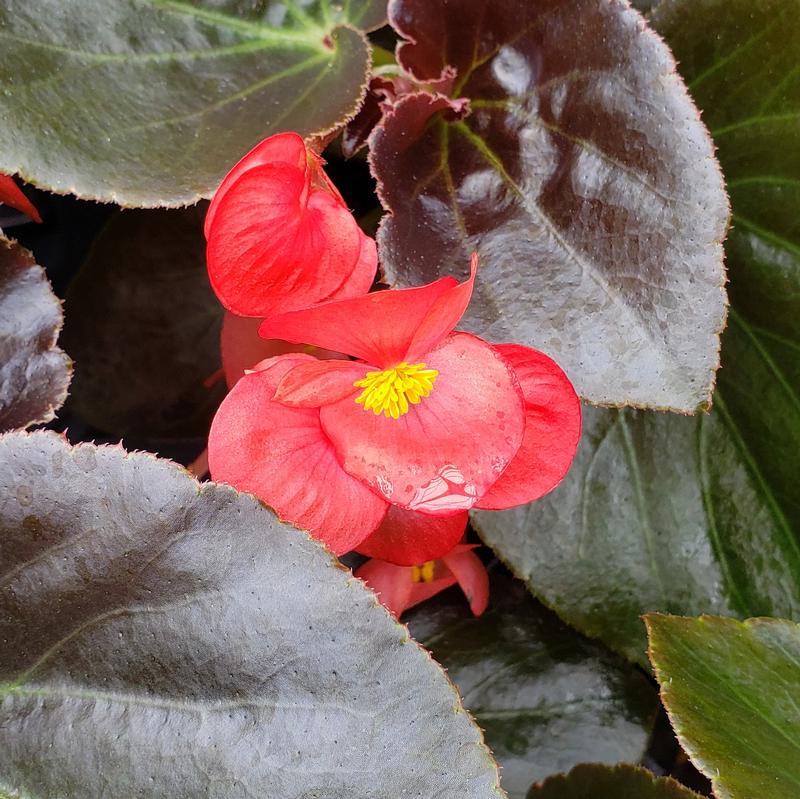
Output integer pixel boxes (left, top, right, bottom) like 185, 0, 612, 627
273, 359, 366, 407
355, 505, 468, 565
0, 175, 41, 223
320, 227, 377, 302
406, 252, 476, 360
258, 275, 461, 367
442, 546, 489, 616
208, 353, 388, 554
204, 132, 307, 237
206, 164, 362, 316
321, 332, 526, 513
476, 344, 581, 510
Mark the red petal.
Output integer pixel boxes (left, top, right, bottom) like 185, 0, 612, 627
355, 558, 459, 617
354, 560, 414, 617
320, 227, 377, 302
476, 344, 581, 510
258, 272, 471, 367
443, 547, 489, 616
405, 574, 459, 610
206, 163, 363, 316
0, 175, 41, 223
205, 132, 307, 237
208, 353, 388, 554
320, 332, 526, 513
406, 252, 476, 360
355, 505, 468, 565
273, 359, 366, 407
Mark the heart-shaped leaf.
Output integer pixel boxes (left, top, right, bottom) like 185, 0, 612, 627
0, 237, 70, 432
407, 577, 657, 799
528, 764, 703, 799
62, 207, 225, 441
473, 0, 800, 666
0, 431, 503, 798
647, 614, 800, 799
0, 0, 386, 206
372, 0, 728, 411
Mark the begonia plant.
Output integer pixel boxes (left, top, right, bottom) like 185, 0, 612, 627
1, 0, 797, 796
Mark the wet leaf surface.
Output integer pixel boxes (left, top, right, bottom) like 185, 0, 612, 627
373, 0, 728, 410
474, 0, 800, 665
407, 577, 657, 798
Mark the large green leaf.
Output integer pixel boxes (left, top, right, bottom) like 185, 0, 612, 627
647, 614, 800, 799
0, 237, 70, 432
0, 0, 386, 206
528, 764, 703, 799
0, 431, 503, 798
407, 578, 657, 799
474, 0, 800, 666
372, 0, 728, 410
61, 207, 225, 441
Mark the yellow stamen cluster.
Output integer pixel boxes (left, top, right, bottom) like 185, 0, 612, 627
353, 362, 438, 419
411, 561, 435, 583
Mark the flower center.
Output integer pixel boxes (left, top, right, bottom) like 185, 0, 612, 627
353, 362, 438, 419
411, 561, 435, 583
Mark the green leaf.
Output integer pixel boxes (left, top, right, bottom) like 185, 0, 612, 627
0, 431, 503, 798
0, 0, 386, 206
62, 207, 225, 441
646, 614, 800, 799
407, 578, 657, 799
528, 763, 703, 799
0, 237, 70, 432
372, 0, 728, 410
474, 0, 800, 666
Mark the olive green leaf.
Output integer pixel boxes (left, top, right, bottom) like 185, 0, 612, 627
0, 0, 386, 206
647, 614, 800, 799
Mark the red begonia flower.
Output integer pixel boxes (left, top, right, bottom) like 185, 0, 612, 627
257, 255, 529, 513
355, 544, 489, 617
205, 132, 377, 317
209, 254, 580, 564
0, 175, 41, 223
207, 353, 389, 555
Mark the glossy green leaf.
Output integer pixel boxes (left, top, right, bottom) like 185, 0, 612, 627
62, 207, 225, 441
647, 614, 800, 799
0, 237, 70, 432
373, 0, 728, 410
474, 0, 800, 666
528, 764, 703, 799
0, 431, 503, 798
0, 0, 386, 206
407, 578, 657, 799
